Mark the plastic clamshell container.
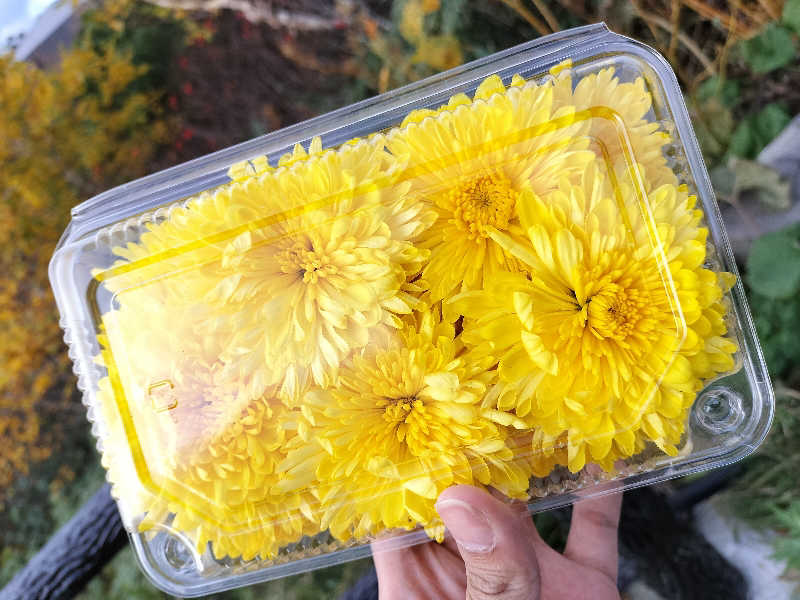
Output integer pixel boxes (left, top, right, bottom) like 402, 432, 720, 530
50, 23, 773, 597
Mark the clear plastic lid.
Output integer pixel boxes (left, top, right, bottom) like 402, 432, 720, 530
49, 23, 773, 597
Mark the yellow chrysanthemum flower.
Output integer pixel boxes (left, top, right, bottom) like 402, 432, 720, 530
161, 395, 319, 561
450, 160, 737, 473
95, 291, 316, 561
109, 136, 436, 402
275, 306, 530, 542
549, 60, 676, 188
385, 74, 594, 302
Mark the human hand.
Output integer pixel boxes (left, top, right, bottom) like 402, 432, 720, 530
373, 485, 622, 600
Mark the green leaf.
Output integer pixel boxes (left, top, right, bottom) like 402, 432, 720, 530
739, 23, 796, 74
753, 103, 792, 148
746, 224, 800, 298
696, 76, 740, 107
749, 290, 800, 378
783, 0, 800, 34
728, 118, 756, 158
729, 104, 792, 159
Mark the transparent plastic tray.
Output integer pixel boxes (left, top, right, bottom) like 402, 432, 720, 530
49, 23, 773, 597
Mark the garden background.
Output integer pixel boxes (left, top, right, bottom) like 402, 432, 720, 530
1, 0, 799, 598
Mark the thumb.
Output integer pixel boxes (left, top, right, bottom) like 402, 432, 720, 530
435, 485, 541, 600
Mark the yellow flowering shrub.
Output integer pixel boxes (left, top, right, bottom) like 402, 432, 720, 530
91, 64, 738, 560
0, 42, 169, 507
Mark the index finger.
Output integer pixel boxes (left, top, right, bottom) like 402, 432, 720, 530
563, 492, 622, 582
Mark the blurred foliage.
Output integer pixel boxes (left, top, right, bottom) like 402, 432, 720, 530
728, 103, 792, 160
80, 0, 188, 93
743, 226, 800, 588
747, 225, 800, 304
722, 390, 800, 578
687, 0, 799, 207
753, 284, 800, 382
774, 502, 800, 575
0, 29, 171, 510
738, 22, 796, 74
353, 0, 532, 93
692, 77, 794, 167
739, 208, 800, 582
686, 20, 798, 273
786, 0, 800, 33
0, 3, 179, 592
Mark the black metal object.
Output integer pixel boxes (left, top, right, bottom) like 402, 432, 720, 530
0, 484, 127, 600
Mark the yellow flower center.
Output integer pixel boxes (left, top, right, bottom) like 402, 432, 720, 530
586, 284, 647, 341
383, 396, 423, 425
380, 393, 434, 452
276, 240, 338, 283
450, 171, 516, 240
536, 258, 662, 373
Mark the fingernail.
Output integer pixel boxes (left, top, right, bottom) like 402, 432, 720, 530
435, 499, 495, 553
